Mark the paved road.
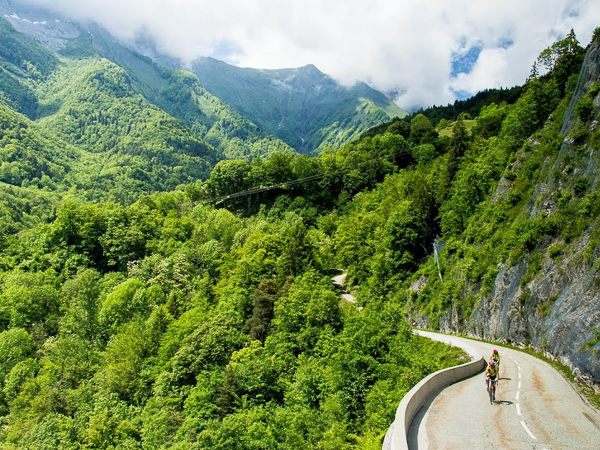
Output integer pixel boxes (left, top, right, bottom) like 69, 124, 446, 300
331, 272, 357, 303
411, 331, 600, 450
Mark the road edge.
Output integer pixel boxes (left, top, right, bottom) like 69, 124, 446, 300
386, 334, 486, 450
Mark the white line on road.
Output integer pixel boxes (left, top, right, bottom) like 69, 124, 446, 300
518, 380, 522, 389
521, 420, 538, 440
518, 372, 522, 379
516, 403, 521, 416
516, 390, 520, 400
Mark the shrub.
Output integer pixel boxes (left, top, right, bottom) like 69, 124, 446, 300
547, 243, 563, 260
573, 176, 589, 196
507, 190, 523, 206
537, 296, 556, 317
575, 96, 594, 122
570, 125, 588, 144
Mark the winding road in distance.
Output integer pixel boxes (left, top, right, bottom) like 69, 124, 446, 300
410, 331, 600, 450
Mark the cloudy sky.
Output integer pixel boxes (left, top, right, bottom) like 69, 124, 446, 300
17, 0, 600, 110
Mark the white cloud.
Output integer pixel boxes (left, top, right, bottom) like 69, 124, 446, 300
17, 0, 600, 110
451, 48, 509, 95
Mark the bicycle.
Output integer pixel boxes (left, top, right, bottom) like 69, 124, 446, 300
486, 376, 498, 404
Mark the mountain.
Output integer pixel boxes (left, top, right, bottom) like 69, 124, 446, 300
0, 10, 58, 119
0, 6, 300, 205
0, 0, 405, 157
0, 1, 295, 161
0, 14, 224, 204
190, 57, 407, 153
69, 23, 295, 160
0, 101, 78, 234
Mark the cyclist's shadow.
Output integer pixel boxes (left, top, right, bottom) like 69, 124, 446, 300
499, 377, 511, 381
495, 400, 513, 405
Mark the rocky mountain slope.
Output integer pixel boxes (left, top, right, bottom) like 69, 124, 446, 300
412, 33, 600, 388
470, 36, 600, 385
190, 57, 406, 154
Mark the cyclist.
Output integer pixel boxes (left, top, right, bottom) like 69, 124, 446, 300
491, 349, 501, 371
485, 359, 499, 401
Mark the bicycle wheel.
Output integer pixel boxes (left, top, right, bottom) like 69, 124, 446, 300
487, 384, 493, 404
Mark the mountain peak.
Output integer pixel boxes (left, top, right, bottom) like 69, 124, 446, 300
299, 63, 320, 73
190, 57, 406, 153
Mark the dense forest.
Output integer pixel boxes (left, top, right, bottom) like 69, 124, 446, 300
0, 14, 599, 450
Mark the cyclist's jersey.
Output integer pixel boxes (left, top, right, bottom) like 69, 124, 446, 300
491, 353, 500, 363
486, 364, 499, 378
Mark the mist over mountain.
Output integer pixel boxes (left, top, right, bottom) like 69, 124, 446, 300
0, 0, 405, 155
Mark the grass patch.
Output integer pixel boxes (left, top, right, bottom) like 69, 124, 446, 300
536, 295, 556, 318
438, 119, 477, 137
547, 243, 563, 260
581, 328, 600, 353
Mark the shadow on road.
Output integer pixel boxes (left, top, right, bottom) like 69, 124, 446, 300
407, 386, 443, 450
495, 400, 513, 406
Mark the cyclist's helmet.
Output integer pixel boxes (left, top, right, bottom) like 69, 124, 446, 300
493, 349, 498, 355
489, 359, 496, 367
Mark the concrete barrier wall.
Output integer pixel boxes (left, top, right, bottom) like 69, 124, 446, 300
390, 355, 486, 450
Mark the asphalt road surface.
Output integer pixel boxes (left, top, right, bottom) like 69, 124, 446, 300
410, 331, 600, 450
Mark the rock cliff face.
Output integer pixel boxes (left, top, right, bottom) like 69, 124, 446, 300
435, 36, 600, 389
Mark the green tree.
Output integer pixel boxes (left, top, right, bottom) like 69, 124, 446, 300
334, 212, 381, 284
409, 114, 438, 145
98, 278, 146, 338
243, 279, 279, 342
60, 269, 101, 340
98, 321, 148, 402
0, 272, 60, 332
206, 159, 252, 197
383, 201, 427, 274
0, 328, 33, 411
438, 117, 472, 200
277, 221, 313, 280
537, 28, 582, 71
475, 103, 507, 138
